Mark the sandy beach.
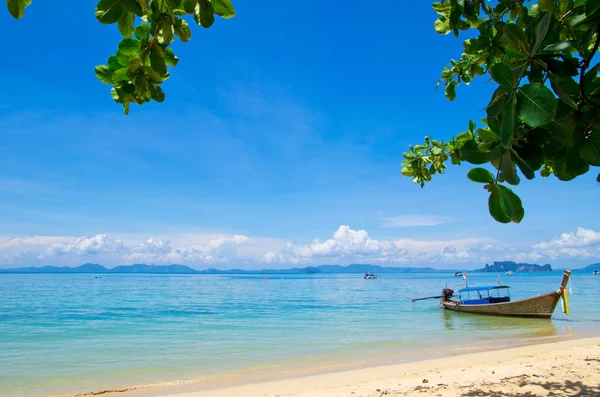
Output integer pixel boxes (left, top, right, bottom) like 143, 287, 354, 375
149, 337, 600, 397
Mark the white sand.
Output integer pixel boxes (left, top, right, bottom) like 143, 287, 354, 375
152, 337, 600, 397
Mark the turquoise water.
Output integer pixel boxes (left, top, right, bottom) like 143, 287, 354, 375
0, 272, 598, 397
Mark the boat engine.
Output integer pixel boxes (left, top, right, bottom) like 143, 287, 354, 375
442, 288, 454, 301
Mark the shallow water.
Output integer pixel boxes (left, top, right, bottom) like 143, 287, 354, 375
0, 272, 597, 396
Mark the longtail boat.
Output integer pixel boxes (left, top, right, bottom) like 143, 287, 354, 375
438, 270, 571, 319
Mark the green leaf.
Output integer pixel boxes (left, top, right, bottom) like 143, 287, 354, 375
500, 150, 520, 185
128, 57, 142, 78
112, 68, 130, 83
183, 0, 197, 13
432, 1, 452, 14
496, 185, 524, 223
546, 58, 579, 77
161, 19, 174, 44
489, 63, 516, 88
456, 131, 472, 143
108, 56, 122, 70
163, 48, 179, 66
116, 51, 132, 67
174, 18, 192, 42
517, 83, 557, 128
445, 82, 456, 101
586, 0, 600, 18
545, 115, 577, 146
94, 65, 115, 84
538, 0, 554, 12
477, 128, 498, 142
503, 24, 529, 54
488, 187, 512, 223
478, 141, 496, 152
548, 74, 578, 110
135, 0, 151, 13
135, 71, 147, 93
461, 140, 491, 164
95, 0, 125, 24
111, 87, 121, 102
211, 0, 235, 18
509, 149, 535, 180
122, 0, 143, 16
118, 11, 135, 37
151, 85, 166, 102
6, 0, 32, 19
144, 66, 164, 83
554, 148, 590, 180
500, 93, 516, 147
196, 1, 215, 28
434, 16, 451, 34
468, 168, 495, 184
135, 22, 150, 40
580, 133, 600, 166
543, 40, 579, 52
150, 46, 168, 75
531, 12, 551, 55
468, 120, 476, 133
118, 38, 140, 57
487, 87, 510, 118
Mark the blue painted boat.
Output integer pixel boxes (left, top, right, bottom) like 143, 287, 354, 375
439, 270, 571, 319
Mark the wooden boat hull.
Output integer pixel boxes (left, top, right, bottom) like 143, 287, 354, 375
440, 291, 562, 319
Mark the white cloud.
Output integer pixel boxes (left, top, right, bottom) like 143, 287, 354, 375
525, 227, 600, 260
0, 232, 256, 268
262, 225, 491, 265
381, 215, 453, 228
532, 227, 600, 250
0, 227, 598, 269
48, 234, 126, 256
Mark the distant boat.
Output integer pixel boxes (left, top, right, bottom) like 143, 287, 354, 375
505, 271, 514, 276
437, 270, 571, 319
363, 273, 377, 279
594, 270, 599, 275
453, 271, 463, 277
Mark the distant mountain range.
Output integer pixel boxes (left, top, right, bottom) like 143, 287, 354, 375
0, 263, 442, 274
573, 263, 600, 273
0, 262, 597, 274
475, 261, 553, 273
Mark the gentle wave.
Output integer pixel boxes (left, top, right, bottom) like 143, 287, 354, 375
0, 272, 598, 397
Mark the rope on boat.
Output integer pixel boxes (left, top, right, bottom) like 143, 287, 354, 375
562, 287, 570, 316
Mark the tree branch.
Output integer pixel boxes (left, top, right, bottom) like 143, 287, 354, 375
149, 0, 167, 50
580, 26, 600, 137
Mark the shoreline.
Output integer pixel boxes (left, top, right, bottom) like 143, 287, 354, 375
146, 336, 600, 397
81, 333, 600, 397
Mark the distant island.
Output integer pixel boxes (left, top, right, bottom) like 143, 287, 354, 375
0, 263, 443, 275
1, 261, 596, 274
475, 261, 552, 273
574, 262, 600, 273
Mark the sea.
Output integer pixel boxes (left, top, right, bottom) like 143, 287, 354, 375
0, 271, 598, 397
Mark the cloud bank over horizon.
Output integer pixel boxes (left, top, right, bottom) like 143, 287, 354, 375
0, 226, 598, 270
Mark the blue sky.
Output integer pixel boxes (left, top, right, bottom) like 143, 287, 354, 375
0, 1, 599, 269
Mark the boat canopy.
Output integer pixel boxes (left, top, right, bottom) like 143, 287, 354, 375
459, 285, 510, 293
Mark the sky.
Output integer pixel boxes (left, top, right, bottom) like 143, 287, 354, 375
0, 1, 599, 270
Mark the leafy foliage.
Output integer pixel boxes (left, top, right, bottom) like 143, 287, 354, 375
402, 0, 600, 223
5, 0, 235, 114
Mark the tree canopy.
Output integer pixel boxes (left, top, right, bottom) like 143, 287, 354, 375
401, 0, 600, 224
5, 0, 599, 224
5, 0, 235, 114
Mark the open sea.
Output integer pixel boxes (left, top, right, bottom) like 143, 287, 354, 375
0, 271, 598, 397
